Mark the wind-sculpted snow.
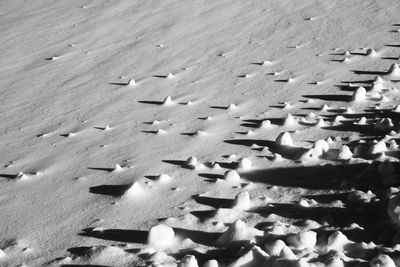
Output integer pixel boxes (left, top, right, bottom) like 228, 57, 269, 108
1, 0, 400, 266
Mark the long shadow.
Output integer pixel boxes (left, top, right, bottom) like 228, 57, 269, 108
89, 184, 132, 197
240, 122, 260, 128
162, 160, 186, 167
303, 94, 352, 102
251, 62, 265, 66
79, 228, 148, 243
144, 175, 159, 181
382, 56, 400, 60
93, 126, 109, 130
162, 159, 197, 170
274, 79, 292, 83
329, 52, 347, 56
240, 163, 372, 190
302, 192, 350, 204
335, 85, 357, 92
193, 195, 232, 209
198, 173, 224, 180
321, 112, 382, 119
109, 82, 128, 86
181, 132, 199, 137
87, 167, 114, 172
215, 161, 238, 169
141, 130, 159, 134
349, 52, 369, 56
210, 106, 229, 110
321, 123, 386, 137
0, 174, 17, 179
330, 59, 346, 63
225, 139, 307, 161
385, 44, 400, 47
340, 79, 375, 84
351, 70, 388, 75
301, 107, 324, 111
138, 100, 163, 105
67, 246, 98, 257
243, 118, 283, 126
190, 210, 217, 221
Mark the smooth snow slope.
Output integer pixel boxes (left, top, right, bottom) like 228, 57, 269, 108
1, 0, 400, 266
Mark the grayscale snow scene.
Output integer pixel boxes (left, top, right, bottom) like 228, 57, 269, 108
3, 0, 400, 266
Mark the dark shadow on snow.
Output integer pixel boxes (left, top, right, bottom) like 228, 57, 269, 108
89, 184, 132, 197
79, 228, 148, 243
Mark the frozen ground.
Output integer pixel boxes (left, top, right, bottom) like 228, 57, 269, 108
1, 0, 400, 266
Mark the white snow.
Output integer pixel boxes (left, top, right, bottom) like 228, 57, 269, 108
223, 170, 241, 184
232, 191, 251, 210
275, 132, 294, 146
2, 0, 400, 266
216, 220, 253, 246
148, 224, 175, 250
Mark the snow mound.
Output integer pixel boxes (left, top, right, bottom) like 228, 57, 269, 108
287, 230, 317, 249
185, 156, 198, 169
275, 132, 293, 146
320, 104, 330, 111
258, 120, 271, 129
203, 259, 219, 267
283, 113, 297, 126
388, 63, 400, 79
127, 78, 136, 86
228, 246, 269, 267
312, 139, 329, 156
352, 86, 366, 101
370, 254, 396, 267
279, 246, 297, 260
388, 193, 400, 227
347, 190, 376, 204
156, 128, 167, 135
232, 191, 251, 210
366, 48, 378, 57
148, 224, 175, 250
354, 117, 367, 125
163, 96, 174, 106
223, 170, 241, 184
264, 240, 286, 256
227, 103, 237, 110
216, 220, 253, 246
112, 164, 124, 172
178, 255, 199, 267
326, 231, 351, 252
124, 182, 146, 199
374, 75, 384, 84
375, 118, 394, 132
16, 172, 30, 180
237, 158, 252, 170
157, 173, 172, 183
368, 140, 388, 154
315, 118, 325, 127
337, 145, 353, 160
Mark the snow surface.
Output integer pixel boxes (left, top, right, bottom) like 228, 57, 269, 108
2, 0, 400, 266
